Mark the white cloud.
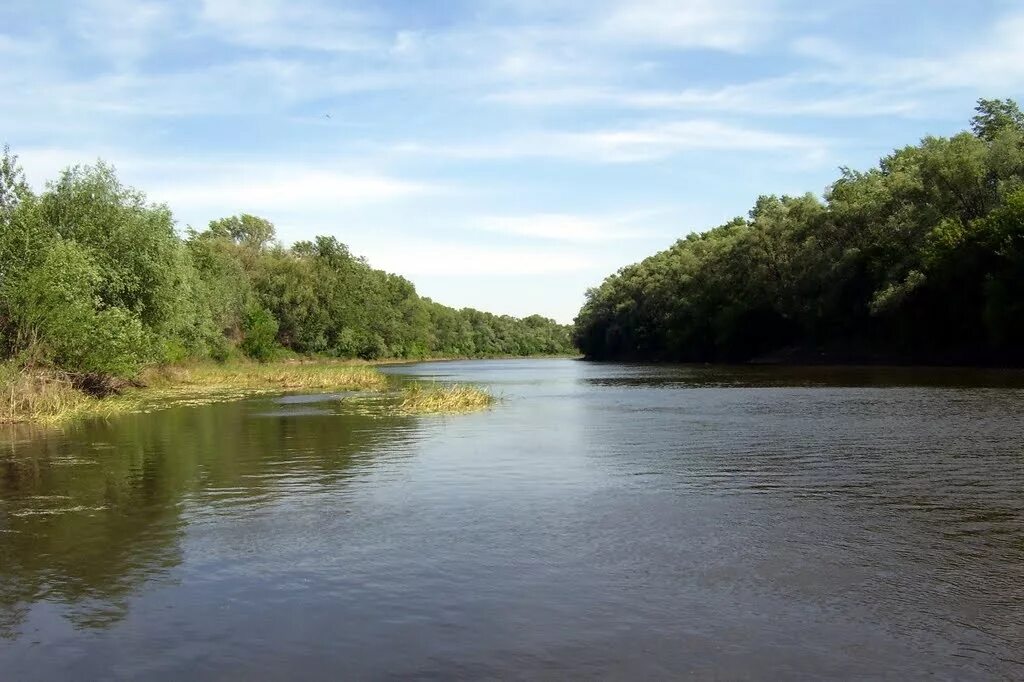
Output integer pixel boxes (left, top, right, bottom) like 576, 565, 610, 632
361, 241, 594, 276
14, 148, 442, 228
773, 12, 1024, 96
477, 210, 669, 243
576, 120, 824, 162
487, 81, 919, 117
594, 0, 777, 51
397, 119, 826, 163
789, 35, 852, 65
198, 0, 381, 52
481, 11, 1024, 118
890, 12, 1024, 91
482, 0, 782, 52
72, 0, 174, 66
150, 170, 435, 214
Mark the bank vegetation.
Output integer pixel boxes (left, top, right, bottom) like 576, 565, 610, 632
0, 148, 572, 420
574, 99, 1024, 365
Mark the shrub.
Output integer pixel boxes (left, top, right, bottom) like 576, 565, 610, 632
241, 306, 279, 362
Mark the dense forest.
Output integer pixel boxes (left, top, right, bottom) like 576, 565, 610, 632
574, 99, 1024, 364
0, 155, 573, 382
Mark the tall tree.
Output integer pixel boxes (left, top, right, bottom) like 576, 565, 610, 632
971, 98, 1024, 141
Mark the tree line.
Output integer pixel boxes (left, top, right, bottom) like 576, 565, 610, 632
573, 99, 1024, 364
0, 156, 574, 382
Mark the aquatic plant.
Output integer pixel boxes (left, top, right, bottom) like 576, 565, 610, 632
397, 382, 495, 414
0, 364, 118, 424
0, 360, 389, 424
139, 361, 388, 392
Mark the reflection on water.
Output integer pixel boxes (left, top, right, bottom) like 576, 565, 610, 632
1, 360, 1023, 679
0, 397, 418, 638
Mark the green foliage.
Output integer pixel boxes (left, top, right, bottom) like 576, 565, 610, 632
240, 306, 280, 362
971, 98, 1024, 141
207, 213, 276, 249
574, 99, 1024, 364
9, 239, 150, 376
0, 152, 575, 381
0, 144, 29, 218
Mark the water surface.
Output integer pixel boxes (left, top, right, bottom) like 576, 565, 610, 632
1, 360, 1022, 679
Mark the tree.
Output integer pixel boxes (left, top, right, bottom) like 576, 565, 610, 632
574, 100, 1024, 364
207, 214, 276, 249
0, 144, 29, 218
1, 155, 575, 381
10, 239, 150, 377
971, 98, 1024, 141
240, 305, 279, 362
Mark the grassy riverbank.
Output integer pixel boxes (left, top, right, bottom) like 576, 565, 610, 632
1, 360, 499, 424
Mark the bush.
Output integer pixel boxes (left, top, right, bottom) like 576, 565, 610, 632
9, 239, 150, 378
208, 334, 234, 364
240, 306, 279, 362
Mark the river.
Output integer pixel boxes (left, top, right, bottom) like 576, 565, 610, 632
1, 359, 1022, 679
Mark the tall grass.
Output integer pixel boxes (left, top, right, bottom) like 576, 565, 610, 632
2, 361, 497, 424
0, 364, 111, 424
140, 361, 387, 392
1, 360, 389, 424
398, 382, 495, 414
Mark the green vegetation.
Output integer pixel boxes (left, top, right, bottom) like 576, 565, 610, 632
0, 360, 389, 424
0, 146, 574, 412
138, 361, 388, 392
574, 99, 1024, 364
0, 364, 109, 424
0, 358, 504, 424
397, 382, 495, 414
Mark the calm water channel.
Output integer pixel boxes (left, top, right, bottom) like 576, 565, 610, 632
1, 359, 1022, 679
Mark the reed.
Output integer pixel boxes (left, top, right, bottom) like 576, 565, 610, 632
0, 364, 107, 424
139, 361, 388, 392
397, 382, 495, 414
1, 360, 389, 424
2, 360, 499, 424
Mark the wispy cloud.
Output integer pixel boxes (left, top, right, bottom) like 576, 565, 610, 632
477, 210, 669, 243
487, 81, 919, 117
14, 148, 444, 227
883, 12, 1024, 91
71, 0, 175, 67
361, 241, 594, 276
396, 120, 826, 163
594, 0, 779, 51
197, 0, 382, 52
150, 170, 436, 214
481, 0, 784, 52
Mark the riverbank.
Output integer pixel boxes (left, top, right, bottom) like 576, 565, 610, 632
0, 359, 497, 425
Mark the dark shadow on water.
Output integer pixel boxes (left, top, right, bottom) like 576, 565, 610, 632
581, 363, 1024, 388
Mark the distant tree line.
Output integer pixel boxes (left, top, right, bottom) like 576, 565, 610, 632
0, 156, 574, 381
574, 99, 1024, 364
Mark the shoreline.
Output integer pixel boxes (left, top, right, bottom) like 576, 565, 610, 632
576, 348, 1024, 369
1, 358, 522, 426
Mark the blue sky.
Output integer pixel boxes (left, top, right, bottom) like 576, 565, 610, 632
3, 0, 1023, 322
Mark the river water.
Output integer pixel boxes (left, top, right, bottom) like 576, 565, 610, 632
1, 359, 1022, 680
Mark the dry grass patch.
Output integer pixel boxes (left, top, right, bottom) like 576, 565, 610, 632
1, 361, 390, 424
140, 362, 388, 392
0, 365, 115, 424
398, 382, 495, 414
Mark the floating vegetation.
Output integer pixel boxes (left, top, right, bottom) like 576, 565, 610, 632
397, 382, 495, 414
8, 505, 109, 517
